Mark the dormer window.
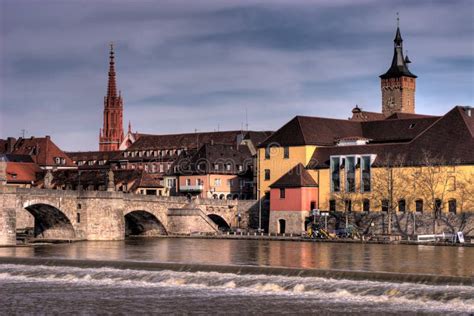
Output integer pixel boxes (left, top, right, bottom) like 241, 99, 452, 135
54, 157, 61, 164
409, 123, 416, 129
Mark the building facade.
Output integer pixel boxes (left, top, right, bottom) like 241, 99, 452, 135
256, 26, 474, 234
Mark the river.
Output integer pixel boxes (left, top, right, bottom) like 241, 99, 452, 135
0, 238, 472, 315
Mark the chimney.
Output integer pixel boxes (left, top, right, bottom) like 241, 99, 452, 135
6, 137, 16, 153
465, 107, 472, 117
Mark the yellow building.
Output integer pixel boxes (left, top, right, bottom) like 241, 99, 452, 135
257, 25, 474, 234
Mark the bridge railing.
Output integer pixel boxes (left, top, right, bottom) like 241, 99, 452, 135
9, 186, 256, 207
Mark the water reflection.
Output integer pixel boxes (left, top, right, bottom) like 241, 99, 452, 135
0, 239, 471, 277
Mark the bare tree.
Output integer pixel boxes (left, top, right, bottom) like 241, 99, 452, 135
412, 151, 458, 234
457, 171, 474, 213
369, 153, 415, 235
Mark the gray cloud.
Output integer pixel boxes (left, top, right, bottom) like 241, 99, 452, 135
0, 0, 473, 151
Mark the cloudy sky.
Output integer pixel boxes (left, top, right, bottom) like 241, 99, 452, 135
1, 0, 473, 151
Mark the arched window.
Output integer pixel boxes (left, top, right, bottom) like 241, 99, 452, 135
448, 199, 457, 214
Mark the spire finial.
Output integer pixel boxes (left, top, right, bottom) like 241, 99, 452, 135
128, 121, 132, 133
110, 41, 114, 53
396, 12, 399, 28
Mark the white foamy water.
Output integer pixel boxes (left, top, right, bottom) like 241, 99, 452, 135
0, 263, 472, 315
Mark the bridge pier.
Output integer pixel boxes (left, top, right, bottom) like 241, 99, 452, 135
0, 208, 16, 246
83, 193, 125, 241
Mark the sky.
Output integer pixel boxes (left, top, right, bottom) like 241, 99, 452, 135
0, 0, 473, 151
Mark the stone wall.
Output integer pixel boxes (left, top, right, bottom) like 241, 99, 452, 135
268, 210, 310, 235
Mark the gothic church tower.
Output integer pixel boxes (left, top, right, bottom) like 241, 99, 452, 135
99, 44, 124, 151
380, 23, 417, 117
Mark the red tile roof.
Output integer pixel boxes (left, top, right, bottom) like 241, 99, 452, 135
6, 162, 42, 184
270, 163, 318, 188
308, 106, 474, 168
8, 136, 75, 167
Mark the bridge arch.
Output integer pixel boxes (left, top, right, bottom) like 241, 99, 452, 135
207, 214, 230, 231
124, 210, 167, 236
23, 203, 75, 239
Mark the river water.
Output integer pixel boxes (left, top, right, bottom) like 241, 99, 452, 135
0, 238, 472, 315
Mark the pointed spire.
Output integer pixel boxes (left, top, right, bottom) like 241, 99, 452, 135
128, 121, 132, 134
380, 16, 416, 79
107, 42, 117, 99
394, 13, 403, 45
404, 50, 412, 64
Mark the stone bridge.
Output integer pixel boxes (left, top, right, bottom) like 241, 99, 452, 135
0, 186, 258, 246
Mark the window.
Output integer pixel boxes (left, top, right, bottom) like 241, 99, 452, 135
227, 179, 233, 186
283, 147, 289, 159
167, 179, 176, 188
160, 164, 164, 173
345, 199, 352, 212
398, 199, 406, 213
264, 169, 270, 181
329, 199, 336, 212
415, 199, 423, 213
226, 163, 231, 171
361, 156, 371, 192
382, 199, 389, 212
237, 165, 243, 172
345, 156, 355, 192
280, 188, 285, 199
214, 164, 219, 171
330, 157, 340, 192
265, 147, 271, 159
77, 213, 81, 223
214, 178, 221, 186
448, 199, 457, 214
196, 179, 203, 186
363, 199, 370, 213
186, 179, 191, 186
435, 199, 442, 215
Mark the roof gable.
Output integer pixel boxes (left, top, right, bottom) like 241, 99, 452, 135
270, 163, 318, 188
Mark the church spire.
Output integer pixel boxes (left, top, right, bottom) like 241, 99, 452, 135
107, 42, 117, 100
99, 43, 124, 151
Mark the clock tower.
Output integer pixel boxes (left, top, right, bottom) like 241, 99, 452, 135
380, 22, 417, 117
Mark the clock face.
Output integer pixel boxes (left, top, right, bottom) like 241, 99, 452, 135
387, 97, 395, 108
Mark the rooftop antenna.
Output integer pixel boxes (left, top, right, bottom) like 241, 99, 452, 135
217, 124, 220, 132
195, 128, 199, 148
21, 129, 26, 138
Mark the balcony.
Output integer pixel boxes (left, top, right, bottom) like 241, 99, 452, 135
180, 185, 204, 193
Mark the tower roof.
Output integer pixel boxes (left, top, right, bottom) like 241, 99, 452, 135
107, 43, 117, 99
380, 26, 417, 79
